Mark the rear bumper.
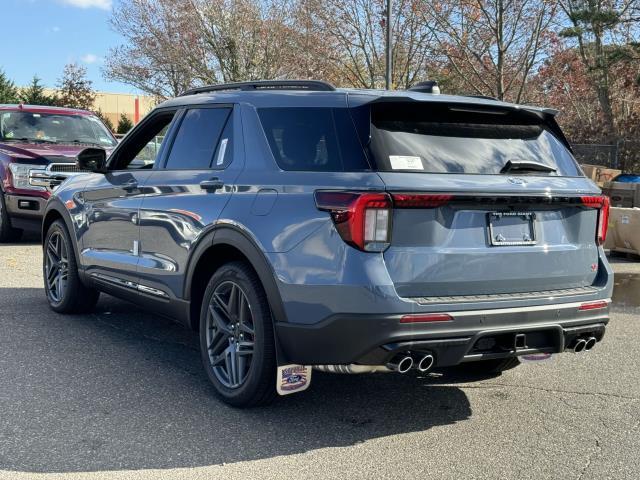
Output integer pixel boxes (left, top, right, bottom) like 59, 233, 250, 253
275, 300, 610, 366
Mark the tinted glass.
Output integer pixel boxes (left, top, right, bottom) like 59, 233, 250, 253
364, 103, 580, 176
165, 108, 231, 169
258, 108, 369, 171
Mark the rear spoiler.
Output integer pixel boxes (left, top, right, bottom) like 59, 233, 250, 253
346, 93, 573, 152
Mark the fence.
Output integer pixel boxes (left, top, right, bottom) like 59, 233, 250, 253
572, 140, 640, 172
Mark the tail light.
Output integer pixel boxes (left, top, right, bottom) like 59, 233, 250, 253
580, 195, 610, 245
391, 193, 453, 208
315, 191, 392, 251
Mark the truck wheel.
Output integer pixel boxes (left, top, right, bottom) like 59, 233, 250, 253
43, 219, 99, 313
0, 192, 22, 242
199, 261, 277, 407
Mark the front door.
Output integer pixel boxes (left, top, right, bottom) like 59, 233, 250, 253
79, 109, 179, 288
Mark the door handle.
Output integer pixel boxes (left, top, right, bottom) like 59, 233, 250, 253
122, 180, 138, 192
200, 178, 224, 191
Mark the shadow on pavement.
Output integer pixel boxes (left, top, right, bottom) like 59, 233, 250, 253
0, 288, 472, 473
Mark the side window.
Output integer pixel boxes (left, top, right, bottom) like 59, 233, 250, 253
109, 112, 176, 170
164, 107, 231, 170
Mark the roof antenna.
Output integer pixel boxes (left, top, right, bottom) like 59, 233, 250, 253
408, 81, 440, 94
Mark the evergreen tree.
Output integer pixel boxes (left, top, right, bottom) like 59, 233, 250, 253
116, 113, 134, 134
94, 109, 115, 132
19, 76, 59, 106
0, 69, 19, 103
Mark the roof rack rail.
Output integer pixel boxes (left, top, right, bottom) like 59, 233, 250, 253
180, 80, 336, 96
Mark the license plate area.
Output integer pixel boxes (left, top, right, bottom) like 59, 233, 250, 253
487, 211, 536, 246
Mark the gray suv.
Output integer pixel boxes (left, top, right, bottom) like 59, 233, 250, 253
41, 80, 613, 406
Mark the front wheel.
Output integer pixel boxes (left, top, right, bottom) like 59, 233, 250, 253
43, 220, 99, 313
199, 261, 276, 407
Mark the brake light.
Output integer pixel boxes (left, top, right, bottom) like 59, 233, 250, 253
315, 191, 392, 251
392, 193, 453, 208
400, 313, 453, 323
578, 300, 608, 311
580, 196, 610, 245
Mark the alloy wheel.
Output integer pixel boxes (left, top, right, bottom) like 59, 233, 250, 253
45, 231, 69, 303
205, 281, 256, 389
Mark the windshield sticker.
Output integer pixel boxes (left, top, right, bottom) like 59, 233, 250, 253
216, 138, 228, 166
390, 155, 423, 170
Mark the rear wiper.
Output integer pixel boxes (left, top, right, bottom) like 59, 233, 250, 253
500, 160, 556, 174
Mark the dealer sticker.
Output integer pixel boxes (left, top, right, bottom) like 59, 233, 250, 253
276, 364, 312, 396
389, 155, 423, 170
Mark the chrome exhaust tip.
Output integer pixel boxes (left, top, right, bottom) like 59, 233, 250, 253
416, 354, 435, 373
573, 339, 587, 353
584, 337, 597, 351
387, 355, 414, 374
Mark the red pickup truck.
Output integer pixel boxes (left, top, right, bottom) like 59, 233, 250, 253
0, 104, 117, 241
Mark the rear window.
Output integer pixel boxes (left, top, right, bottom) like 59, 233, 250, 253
258, 108, 370, 171
365, 102, 580, 176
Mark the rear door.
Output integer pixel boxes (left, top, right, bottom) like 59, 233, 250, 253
137, 104, 240, 300
355, 101, 603, 298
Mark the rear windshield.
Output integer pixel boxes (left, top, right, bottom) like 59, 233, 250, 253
365, 102, 580, 176
257, 103, 580, 176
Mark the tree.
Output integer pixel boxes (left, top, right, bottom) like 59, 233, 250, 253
418, 0, 558, 102
117, 113, 134, 134
19, 76, 59, 106
0, 69, 19, 103
94, 109, 115, 132
57, 63, 96, 110
558, 0, 640, 141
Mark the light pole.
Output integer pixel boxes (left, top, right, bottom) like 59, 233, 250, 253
385, 0, 392, 90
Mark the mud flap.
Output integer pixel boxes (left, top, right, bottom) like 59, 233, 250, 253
276, 364, 312, 396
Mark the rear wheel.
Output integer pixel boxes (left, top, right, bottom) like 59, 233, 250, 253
0, 192, 22, 242
199, 261, 276, 407
43, 220, 99, 313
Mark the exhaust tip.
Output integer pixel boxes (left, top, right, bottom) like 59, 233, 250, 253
397, 356, 414, 373
417, 354, 435, 372
387, 355, 414, 373
574, 339, 587, 353
584, 337, 597, 351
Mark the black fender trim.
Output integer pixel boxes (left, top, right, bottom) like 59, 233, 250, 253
184, 225, 291, 365
41, 199, 85, 280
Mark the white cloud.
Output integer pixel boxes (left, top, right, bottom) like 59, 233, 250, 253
59, 0, 112, 10
81, 53, 100, 64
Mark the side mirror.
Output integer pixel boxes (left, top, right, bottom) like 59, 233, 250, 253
77, 148, 107, 173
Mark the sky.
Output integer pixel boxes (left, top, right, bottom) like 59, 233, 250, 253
2, 0, 138, 93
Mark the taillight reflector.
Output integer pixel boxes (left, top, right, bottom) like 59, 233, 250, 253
400, 313, 453, 323
578, 300, 608, 311
580, 195, 610, 245
315, 191, 392, 251
392, 193, 453, 208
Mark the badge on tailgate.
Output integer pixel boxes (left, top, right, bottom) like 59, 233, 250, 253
488, 211, 537, 246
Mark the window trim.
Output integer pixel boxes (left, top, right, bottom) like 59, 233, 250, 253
106, 106, 182, 172
160, 103, 234, 171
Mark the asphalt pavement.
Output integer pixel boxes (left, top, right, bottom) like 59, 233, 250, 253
0, 238, 638, 480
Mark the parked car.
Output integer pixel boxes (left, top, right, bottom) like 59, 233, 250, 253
41, 80, 613, 407
0, 104, 117, 241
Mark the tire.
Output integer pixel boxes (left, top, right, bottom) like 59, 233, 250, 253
43, 219, 100, 313
460, 357, 521, 375
199, 261, 277, 407
0, 192, 22, 242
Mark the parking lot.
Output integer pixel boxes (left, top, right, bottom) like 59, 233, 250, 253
0, 238, 638, 480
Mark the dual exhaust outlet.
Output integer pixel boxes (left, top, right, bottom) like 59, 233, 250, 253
387, 352, 435, 374
570, 336, 598, 353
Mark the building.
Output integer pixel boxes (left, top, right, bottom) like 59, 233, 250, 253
93, 92, 156, 127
